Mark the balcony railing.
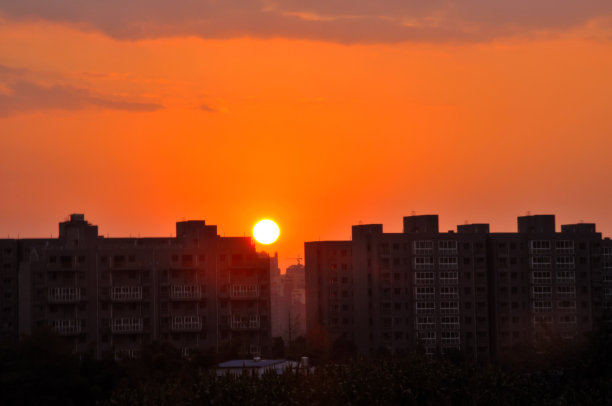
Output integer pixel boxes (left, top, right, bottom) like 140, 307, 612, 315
171, 316, 202, 331
415, 306, 435, 315
110, 286, 142, 302
415, 323, 435, 331
230, 284, 259, 298
230, 315, 260, 329
439, 277, 459, 286
111, 318, 143, 334
439, 248, 458, 256
48, 287, 81, 303
414, 263, 435, 270
170, 285, 202, 300
52, 319, 82, 335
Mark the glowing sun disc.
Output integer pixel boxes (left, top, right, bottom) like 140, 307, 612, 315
253, 219, 280, 244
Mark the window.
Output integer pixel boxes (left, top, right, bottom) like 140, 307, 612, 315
557, 286, 576, 298
532, 271, 551, 283
530, 240, 551, 253
413, 241, 434, 255
440, 316, 459, 330
439, 240, 457, 255
556, 271, 575, 283
415, 302, 435, 314
417, 331, 436, 346
414, 256, 434, 270
532, 286, 552, 299
439, 272, 458, 285
415, 272, 434, 285
439, 286, 458, 299
415, 287, 434, 300
556, 240, 574, 253
441, 331, 460, 345
440, 301, 459, 314
555, 256, 575, 269
531, 256, 551, 269
439, 257, 458, 270
557, 300, 576, 311
533, 301, 552, 313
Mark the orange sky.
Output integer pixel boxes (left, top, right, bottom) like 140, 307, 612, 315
1, 5, 612, 271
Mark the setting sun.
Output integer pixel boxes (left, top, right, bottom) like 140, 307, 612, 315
253, 219, 280, 244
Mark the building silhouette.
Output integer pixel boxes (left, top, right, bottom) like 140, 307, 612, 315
270, 262, 306, 343
305, 214, 612, 361
0, 214, 272, 359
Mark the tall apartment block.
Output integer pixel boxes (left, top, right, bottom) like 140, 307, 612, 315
305, 214, 610, 361
0, 214, 272, 359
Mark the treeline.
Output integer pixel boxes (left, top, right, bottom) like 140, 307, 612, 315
1, 329, 611, 405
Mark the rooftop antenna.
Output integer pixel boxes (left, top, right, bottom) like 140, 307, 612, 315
411, 210, 416, 216
527, 210, 531, 216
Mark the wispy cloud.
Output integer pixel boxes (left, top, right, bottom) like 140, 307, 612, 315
0, 1, 610, 43
0, 66, 163, 117
199, 103, 216, 112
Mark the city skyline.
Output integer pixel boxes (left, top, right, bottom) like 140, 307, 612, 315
2, 2, 612, 273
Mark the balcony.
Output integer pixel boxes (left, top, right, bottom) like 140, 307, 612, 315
557, 301, 576, 313
556, 272, 575, 284
556, 241, 574, 254
48, 287, 81, 303
530, 241, 551, 254
413, 242, 434, 255
414, 259, 435, 270
441, 338, 461, 346
439, 258, 458, 270
170, 285, 202, 300
171, 316, 202, 332
530, 260, 552, 270
439, 305, 460, 315
52, 319, 82, 335
415, 304, 435, 315
230, 284, 259, 299
111, 286, 142, 302
111, 318, 143, 334
415, 322, 435, 330
230, 314, 260, 330
440, 292, 459, 300
414, 273, 434, 286
439, 248, 458, 256
439, 276, 459, 286
532, 271, 551, 284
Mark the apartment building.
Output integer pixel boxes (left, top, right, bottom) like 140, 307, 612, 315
305, 214, 607, 361
2, 214, 272, 359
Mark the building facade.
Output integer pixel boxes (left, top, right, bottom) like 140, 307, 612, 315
1, 214, 272, 359
305, 214, 610, 361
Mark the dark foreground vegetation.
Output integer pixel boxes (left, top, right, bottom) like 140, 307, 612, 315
1, 329, 611, 406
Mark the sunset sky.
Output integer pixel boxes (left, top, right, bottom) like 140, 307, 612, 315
1, 1, 612, 271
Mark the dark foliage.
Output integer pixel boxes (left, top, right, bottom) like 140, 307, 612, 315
1, 328, 611, 406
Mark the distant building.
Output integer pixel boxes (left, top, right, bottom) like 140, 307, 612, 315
216, 358, 300, 376
1, 214, 272, 359
270, 262, 306, 342
305, 214, 611, 361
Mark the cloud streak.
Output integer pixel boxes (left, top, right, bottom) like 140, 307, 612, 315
0, 1, 610, 43
0, 66, 163, 117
